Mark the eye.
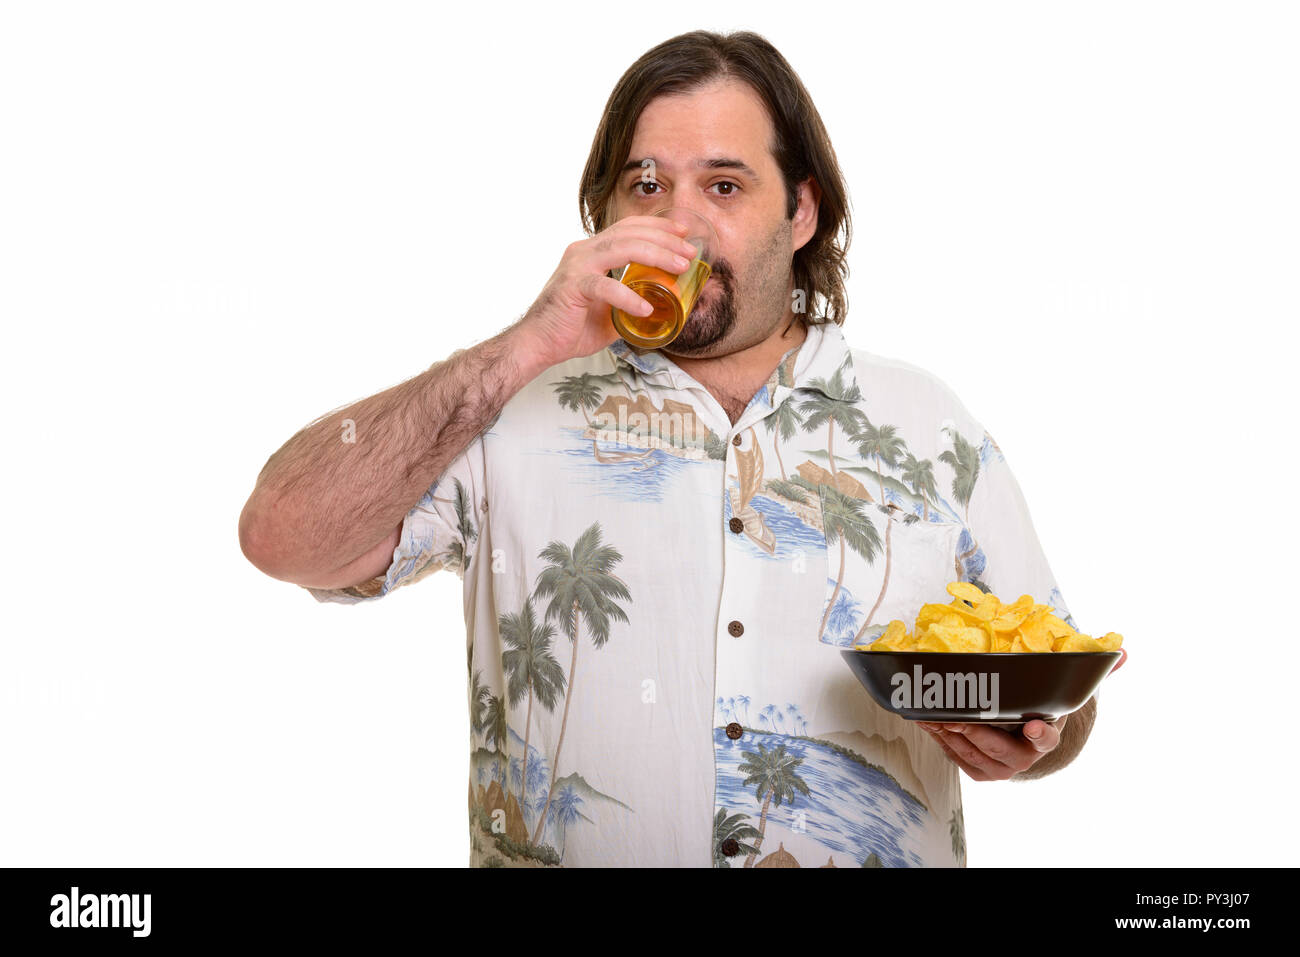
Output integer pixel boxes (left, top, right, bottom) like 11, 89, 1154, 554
632, 181, 662, 196
710, 181, 740, 196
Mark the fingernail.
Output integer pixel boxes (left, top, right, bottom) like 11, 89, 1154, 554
943, 724, 964, 733
1026, 725, 1042, 738
917, 722, 938, 731
673, 255, 689, 269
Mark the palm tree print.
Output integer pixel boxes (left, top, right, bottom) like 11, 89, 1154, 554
941, 426, 984, 578
523, 756, 550, 823
549, 784, 584, 860
761, 399, 803, 481
551, 373, 604, 426
468, 668, 490, 745
826, 590, 863, 643
785, 704, 800, 735
817, 484, 881, 640
738, 742, 812, 868
854, 419, 908, 504
500, 596, 566, 830
482, 693, 507, 757
899, 452, 938, 522
949, 807, 966, 864
530, 522, 632, 846
939, 426, 981, 526
735, 695, 751, 725
797, 358, 867, 481
713, 808, 762, 868
433, 477, 478, 572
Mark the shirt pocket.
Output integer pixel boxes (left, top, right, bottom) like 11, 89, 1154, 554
815, 485, 963, 648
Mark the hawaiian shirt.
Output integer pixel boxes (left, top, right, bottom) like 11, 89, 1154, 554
306, 318, 1073, 868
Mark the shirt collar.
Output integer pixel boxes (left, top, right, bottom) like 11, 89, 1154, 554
608, 319, 860, 406
607, 336, 678, 381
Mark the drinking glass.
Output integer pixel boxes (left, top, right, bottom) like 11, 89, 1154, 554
610, 207, 717, 348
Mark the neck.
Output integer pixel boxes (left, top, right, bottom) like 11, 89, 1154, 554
667, 313, 808, 424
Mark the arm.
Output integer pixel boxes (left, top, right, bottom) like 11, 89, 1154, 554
238, 213, 698, 590
238, 323, 552, 589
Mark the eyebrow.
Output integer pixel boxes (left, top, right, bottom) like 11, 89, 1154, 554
619, 156, 761, 182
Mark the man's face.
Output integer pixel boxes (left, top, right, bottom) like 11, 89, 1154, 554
607, 79, 815, 357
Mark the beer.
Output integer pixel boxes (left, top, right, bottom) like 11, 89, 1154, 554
612, 258, 712, 347
609, 206, 717, 349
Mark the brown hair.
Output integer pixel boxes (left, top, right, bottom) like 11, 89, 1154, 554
579, 30, 852, 326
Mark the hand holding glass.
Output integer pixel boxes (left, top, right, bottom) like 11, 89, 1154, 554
610, 208, 717, 348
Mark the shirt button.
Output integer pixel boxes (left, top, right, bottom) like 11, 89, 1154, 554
725, 722, 743, 740
721, 837, 740, 856
728, 620, 744, 637
731, 434, 742, 446
728, 517, 744, 534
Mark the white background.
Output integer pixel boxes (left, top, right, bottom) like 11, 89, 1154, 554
2, 1, 1296, 867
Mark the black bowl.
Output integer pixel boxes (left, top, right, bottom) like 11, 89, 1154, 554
840, 649, 1120, 726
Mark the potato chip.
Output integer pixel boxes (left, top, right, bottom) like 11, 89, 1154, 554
1096, 632, 1124, 651
854, 581, 1124, 654
945, 582, 987, 605
916, 603, 957, 628
1018, 628, 1054, 652
915, 631, 955, 652
1042, 613, 1076, 639
1055, 634, 1105, 653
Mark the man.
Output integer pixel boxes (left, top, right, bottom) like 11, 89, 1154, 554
239, 30, 1114, 867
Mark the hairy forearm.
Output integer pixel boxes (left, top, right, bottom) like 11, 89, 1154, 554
1011, 696, 1097, 781
239, 322, 547, 582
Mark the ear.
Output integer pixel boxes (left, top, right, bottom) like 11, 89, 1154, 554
792, 176, 821, 253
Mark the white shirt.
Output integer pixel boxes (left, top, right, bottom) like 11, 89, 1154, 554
308, 318, 1071, 868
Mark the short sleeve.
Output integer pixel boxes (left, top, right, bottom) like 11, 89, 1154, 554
304, 431, 487, 605
948, 412, 1075, 629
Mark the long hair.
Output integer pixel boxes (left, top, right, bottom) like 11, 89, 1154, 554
579, 30, 851, 326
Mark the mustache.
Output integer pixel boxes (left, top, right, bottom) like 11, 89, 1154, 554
703, 258, 734, 299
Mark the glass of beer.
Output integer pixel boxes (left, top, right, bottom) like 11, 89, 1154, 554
610, 207, 717, 349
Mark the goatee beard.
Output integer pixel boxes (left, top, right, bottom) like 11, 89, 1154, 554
667, 259, 736, 354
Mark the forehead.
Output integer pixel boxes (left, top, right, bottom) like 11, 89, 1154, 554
626, 79, 775, 169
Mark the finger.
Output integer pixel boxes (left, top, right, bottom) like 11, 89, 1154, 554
1110, 647, 1128, 674
584, 235, 696, 276
938, 726, 1025, 777
597, 223, 700, 259
1020, 719, 1063, 754
929, 733, 995, 781
580, 274, 655, 317
958, 722, 1051, 765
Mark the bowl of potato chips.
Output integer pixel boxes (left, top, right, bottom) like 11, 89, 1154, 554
840, 582, 1123, 724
